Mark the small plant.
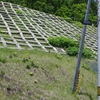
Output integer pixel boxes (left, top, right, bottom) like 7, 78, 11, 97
26, 64, 31, 69
82, 64, 90, 70
16, 9, 23, 14
0, 57, 7, 63
22, 58, 29, 63
7, 85, 11, 91
29, 72, 33, 76
34, 80, 38, 83
55, 64, 59, 68
31, 61, 38, 68
56, 54, 62, 60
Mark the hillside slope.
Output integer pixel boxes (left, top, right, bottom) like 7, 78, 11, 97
0, 1, 97, 54
0, 1, 97, 100
0, 48, 97, 100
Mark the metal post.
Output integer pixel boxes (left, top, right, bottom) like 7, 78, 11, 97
98, 0, 100, 100
72, 0, 91, 91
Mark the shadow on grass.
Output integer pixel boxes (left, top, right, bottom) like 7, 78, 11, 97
78, 92, 93, 100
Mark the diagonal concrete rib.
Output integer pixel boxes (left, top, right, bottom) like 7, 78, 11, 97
0, 36, 7, 47
23, 7, 58, 52
9, 3, 33, 49
1, 2, 21, 49
25, 8, 52, 37
0, 13, 21, 49
17, 6, 48, 52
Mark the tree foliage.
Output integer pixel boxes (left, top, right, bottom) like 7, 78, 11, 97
55, 5, 70, 17
70, 3, 87, 21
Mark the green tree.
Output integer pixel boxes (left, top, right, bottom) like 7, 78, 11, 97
33, 1, 47, 12
70, 3, 86, 21
73, 0, 87, 4
45, 3, 54, 13
63, 0, 74, 7
55, 5, 69, 17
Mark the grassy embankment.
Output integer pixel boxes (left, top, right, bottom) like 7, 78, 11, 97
0, 48, 97, 100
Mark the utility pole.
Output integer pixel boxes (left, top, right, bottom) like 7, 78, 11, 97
72, 0, 91, 91
98, 0, 100, 100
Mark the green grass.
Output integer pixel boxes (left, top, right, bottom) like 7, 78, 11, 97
0, 48, 97, 100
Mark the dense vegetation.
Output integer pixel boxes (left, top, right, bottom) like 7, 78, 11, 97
48, 36, 78, 48
48, 36, 94, 58
0, 0, 97, 26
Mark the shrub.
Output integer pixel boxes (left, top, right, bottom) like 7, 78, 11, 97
66, 47, 78, 56
26, 65, 31, 69
64, 17, 72, 23
48, 36, 60, 47
48, 36, 93, 59
48, 36, 78, 48
82, 48, 93, 59
66, 47, 93, 58
66, 38, 78, 47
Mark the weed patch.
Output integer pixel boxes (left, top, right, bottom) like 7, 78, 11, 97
0, 57, 6, 63
82, 63, 90, 71
55, 54, 62, 60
